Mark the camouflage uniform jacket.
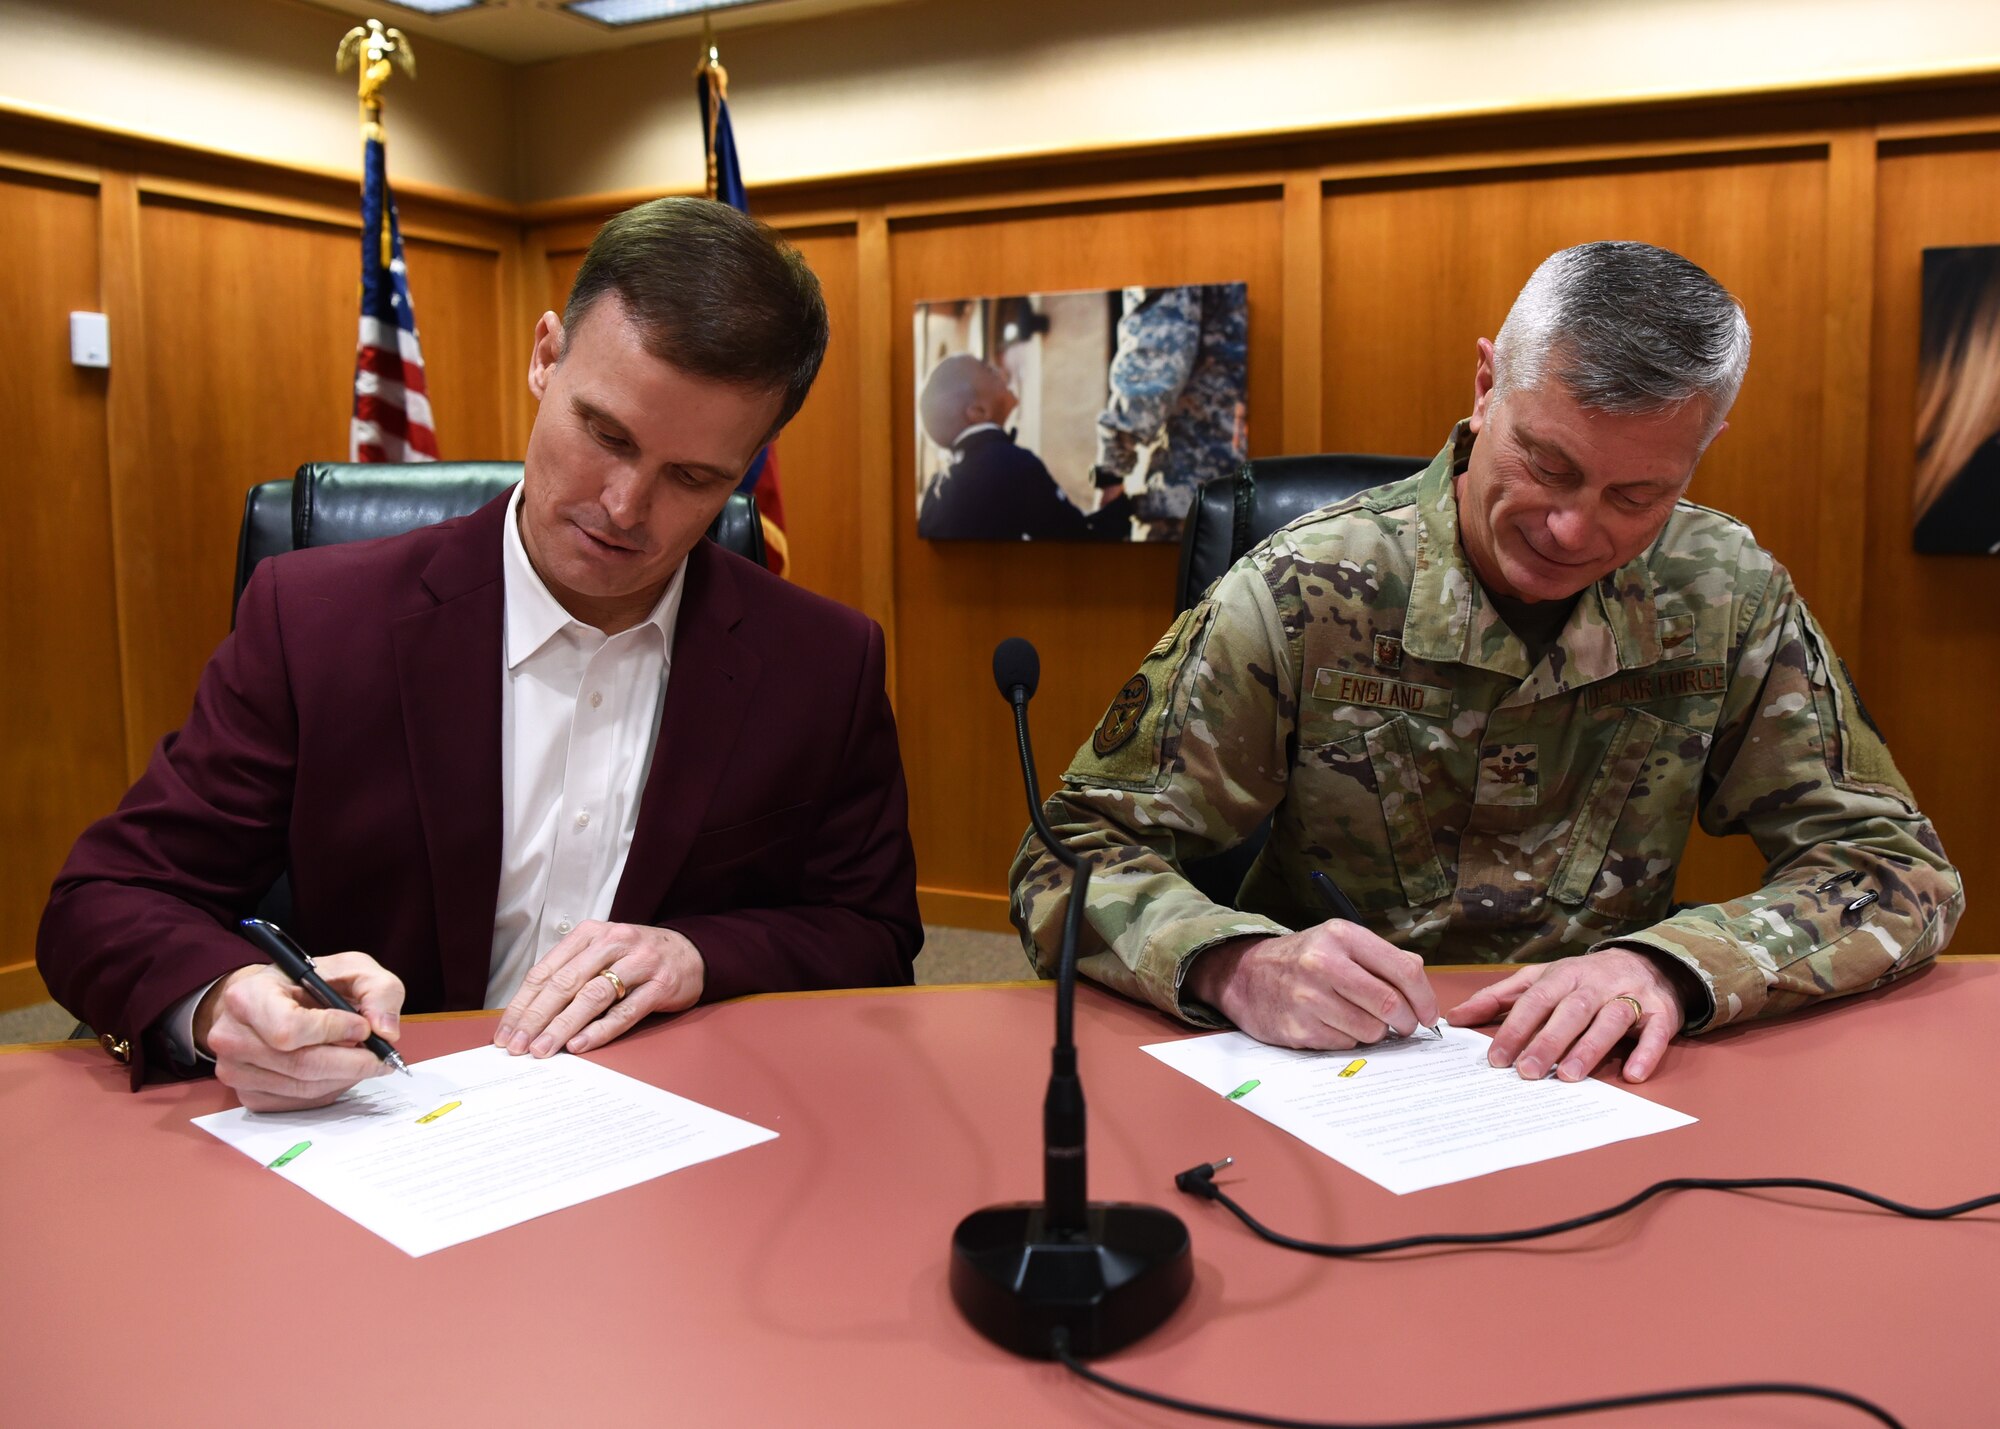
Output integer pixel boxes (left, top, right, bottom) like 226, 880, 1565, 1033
1011, 423, 1963, 1032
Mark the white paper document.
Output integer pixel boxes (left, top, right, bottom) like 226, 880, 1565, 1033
193, 1045, 776, 1255
1143, 1023, 1694, 1195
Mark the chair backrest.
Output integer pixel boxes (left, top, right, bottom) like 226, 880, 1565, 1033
1174, 452, 1427, 613
234, 461, 767, 610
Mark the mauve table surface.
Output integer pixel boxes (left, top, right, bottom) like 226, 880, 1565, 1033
3, 962, 1996, 1427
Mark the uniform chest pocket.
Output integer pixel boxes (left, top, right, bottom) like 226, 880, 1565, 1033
1548, 710, 1709, 919
1286, 715, 1450, 912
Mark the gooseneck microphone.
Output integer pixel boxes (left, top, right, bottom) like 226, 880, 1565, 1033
948, 637, 1192, 1359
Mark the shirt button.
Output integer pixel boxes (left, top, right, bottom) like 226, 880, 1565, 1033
590, 691, 603, 708
576, 811, 590, 828
556, 919, 573, 935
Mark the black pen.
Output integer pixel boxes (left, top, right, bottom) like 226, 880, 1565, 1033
1309, 869, 1442, 1039
237, 918, 411, 1076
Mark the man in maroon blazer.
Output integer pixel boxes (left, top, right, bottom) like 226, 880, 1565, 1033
39, 198, 921, 1107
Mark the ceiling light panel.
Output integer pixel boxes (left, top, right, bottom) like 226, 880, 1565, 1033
562, 0, 768, 27
378, 0, 488, 15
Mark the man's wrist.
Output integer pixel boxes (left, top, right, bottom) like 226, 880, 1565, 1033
1181, 934, 1263, 1016
1605, 943, 1707, 1026
190, 965, 260, 1059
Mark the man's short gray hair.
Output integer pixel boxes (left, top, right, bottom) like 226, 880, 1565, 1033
1490, 241, 1751, 437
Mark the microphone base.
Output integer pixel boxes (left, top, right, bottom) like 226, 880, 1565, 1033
950, 1201, 1193, 1359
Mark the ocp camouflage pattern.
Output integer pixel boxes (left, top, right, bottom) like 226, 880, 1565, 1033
1010, 423, 1963, 1032
1096, 284, 1248, 521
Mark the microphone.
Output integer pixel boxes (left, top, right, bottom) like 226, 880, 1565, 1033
992, 636, 1039, 703
949, 638, 1192, 1359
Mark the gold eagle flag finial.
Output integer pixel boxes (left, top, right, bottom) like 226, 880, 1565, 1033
336, 18, 417, 121
695, 18, 728, 203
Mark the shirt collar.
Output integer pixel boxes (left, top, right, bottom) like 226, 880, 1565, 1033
953, 422, 1004, 447
501, 484, 686, 671
1403, 419, 1663, 686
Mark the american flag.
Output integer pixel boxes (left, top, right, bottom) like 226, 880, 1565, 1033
350, 130, 438, 462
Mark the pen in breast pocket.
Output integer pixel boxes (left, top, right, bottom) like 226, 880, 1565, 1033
1309, 869, 1442, 1039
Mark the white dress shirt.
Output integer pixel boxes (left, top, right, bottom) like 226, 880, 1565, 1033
164, 484, 685, 1059
486, 484, 684, 1006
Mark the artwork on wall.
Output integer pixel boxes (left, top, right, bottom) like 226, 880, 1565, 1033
913, 283, 1248, 543
1915, 245, 2000, 554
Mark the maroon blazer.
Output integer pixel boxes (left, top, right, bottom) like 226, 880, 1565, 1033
39, 492, 922, 1086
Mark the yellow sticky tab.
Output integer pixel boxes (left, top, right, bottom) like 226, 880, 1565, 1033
416, 1100, 462, 1124
1338, 1059, 1366, 1078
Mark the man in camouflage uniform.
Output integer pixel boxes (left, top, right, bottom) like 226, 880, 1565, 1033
1014, 242, 1961, 1084
1096, 284, 1249, 534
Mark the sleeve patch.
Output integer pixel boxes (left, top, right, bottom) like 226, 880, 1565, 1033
1092, 675, 1151, 755
1068, 603, 1215, 789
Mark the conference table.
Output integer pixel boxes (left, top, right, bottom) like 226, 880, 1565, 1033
4, 961, 1996, 1427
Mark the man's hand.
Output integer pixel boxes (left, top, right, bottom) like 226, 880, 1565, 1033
1184, 922, 1441, 1050
195, 954, 405, 1112
494, 921, 703, 1059
1444, 949, 1684, 1083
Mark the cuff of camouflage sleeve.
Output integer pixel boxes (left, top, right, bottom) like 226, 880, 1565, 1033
1149, 912, 1292, 1028
1589, 927, 1749, 1033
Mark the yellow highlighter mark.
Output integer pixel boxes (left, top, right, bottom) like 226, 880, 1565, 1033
416, 1100, 462, 1124
1338, 1059, 1367, 1078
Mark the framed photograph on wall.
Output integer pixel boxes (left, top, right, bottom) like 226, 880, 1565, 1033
1915, 245, 2000, 554
914, 283, 1248, 543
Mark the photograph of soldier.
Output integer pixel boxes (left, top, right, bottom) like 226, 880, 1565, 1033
1095, 283, 1250, 540
1012, 240, 1961, 1088
912, 284, 1248, 542
1914, 245, 2000, 553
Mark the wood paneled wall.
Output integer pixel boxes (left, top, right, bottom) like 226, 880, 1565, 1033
119, 196, 513, 762
0, 116, 521, 1011
1868, 134, 2000, 923
8, 80, 2000, 1010
0, 164, 127, 1016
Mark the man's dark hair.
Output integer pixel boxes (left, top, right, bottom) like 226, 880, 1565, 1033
563, 197, 829, 433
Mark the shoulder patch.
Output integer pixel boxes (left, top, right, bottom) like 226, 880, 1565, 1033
1092, 675, 1151, 755
1067, 602, 1218, 789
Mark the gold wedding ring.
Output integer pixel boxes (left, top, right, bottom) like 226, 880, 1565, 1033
598, 968, 628, 1002
1612, 993, 1644, 1024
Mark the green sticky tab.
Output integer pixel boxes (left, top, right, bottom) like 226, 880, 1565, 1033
267, 1141, 311, 1169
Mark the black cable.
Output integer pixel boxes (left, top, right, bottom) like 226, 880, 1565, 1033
1051, 1332, 1904, 1429
1174, 1161, 2000, 1257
